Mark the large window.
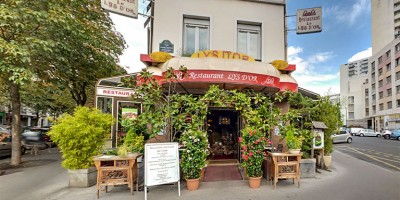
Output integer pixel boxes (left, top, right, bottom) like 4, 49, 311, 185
183, 17, 210, 55
386, 76, 392, 84
237, 22, 261, 61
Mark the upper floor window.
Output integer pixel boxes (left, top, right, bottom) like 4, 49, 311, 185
379, 103, 384, 110
396, 58, 400, 66
396, 43, 400, 52
183, 17, 210, 55
387, 88, 392, 97
378, 68, 383, 76
378, 56, 382, 64
378, 80, 383, 87
386, 63, 391, 71
397, 99, 400, 107
396, 71, 400, 80
386, 76, 392, 84
379, 91, 383, 99
237, 22, 261, 61
371, 61, 375, 72
386, 50, 391, 58
388, 101, 392, 109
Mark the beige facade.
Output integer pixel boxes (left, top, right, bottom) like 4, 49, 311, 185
371, 0, 397, 54
151, 0, 286, 62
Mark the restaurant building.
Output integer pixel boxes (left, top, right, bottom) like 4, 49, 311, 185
96, 0, 318, 165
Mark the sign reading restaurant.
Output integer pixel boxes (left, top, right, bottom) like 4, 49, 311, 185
296, 7, 322, 34
101, 0, 138, 19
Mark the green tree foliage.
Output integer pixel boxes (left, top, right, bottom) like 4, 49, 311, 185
0, 1, 126, 165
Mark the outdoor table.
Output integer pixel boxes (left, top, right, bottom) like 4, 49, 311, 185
93, 153, 141, 198
267, 152, 302, 190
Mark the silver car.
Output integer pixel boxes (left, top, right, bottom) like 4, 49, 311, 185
358, 129, 382, 137
332, 130, 353, 143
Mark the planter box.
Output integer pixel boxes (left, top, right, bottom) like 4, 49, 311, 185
67, 167, 97, 187
323, 155, 332, 169
299, 158, 316, 178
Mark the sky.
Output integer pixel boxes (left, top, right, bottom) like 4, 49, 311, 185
110, 0, 372, 96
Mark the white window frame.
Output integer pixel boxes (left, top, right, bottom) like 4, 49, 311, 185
183, 17, 210, 55
237, 22, 261, 61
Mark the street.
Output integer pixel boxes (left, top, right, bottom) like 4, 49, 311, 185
0, 140, 399, 200
334, 136, 400, 172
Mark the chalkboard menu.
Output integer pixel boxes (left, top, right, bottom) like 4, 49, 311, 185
145, 143, 180, 187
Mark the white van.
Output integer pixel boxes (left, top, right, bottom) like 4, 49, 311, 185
349, 128, 363, 136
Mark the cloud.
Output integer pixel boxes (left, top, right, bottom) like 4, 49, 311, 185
110, 13, 148, 73
325, 0, 370, 26
287, 46, 339, 95
348, 47, 372, 62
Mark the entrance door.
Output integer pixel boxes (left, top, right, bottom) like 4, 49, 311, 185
207, 108, 239, 160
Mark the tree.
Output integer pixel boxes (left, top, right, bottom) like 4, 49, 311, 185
0, 1, 125, 165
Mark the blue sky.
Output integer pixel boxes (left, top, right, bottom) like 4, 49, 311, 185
110, 0, 372, 95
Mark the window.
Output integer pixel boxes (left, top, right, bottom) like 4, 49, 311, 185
379, 80, 383, 87
386, 50, 391, 58
387, 88, 392, 96
372, 105, 376, 113
397, 99, 400, 107
397, 85, 400, 94
183, 17, 210, 55
348, 96, 354, 104
386, 76, 392, 84
386, 63, 391, 71
387, 101, 392, 109
378, 68, 383, 76
237, 22, 261, 61
396, 43, 400, 52
396, 58, 400, 66
379, 91, 383, 99
371, 72, 375, 79
378, 56, 382, 64
371, 61, 375, 72
365, 108, 369, 116
396, 71, 400, 80
365, 88, 369, 96
379, 103, 384, 110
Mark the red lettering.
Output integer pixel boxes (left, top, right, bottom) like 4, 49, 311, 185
204, 51, 212, 57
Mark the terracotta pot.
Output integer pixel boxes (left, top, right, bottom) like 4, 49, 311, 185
248, 176, 262, 188
186, 178, 200, 191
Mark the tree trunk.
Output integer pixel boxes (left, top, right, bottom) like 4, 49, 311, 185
9, 81, 22, 166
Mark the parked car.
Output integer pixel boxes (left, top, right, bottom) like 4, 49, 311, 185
349, 127, 363, 136
357, 129, 382, 137
389, 130, 400, 140
21, 127, 52, 151
332, 130, 353, 143
383, 129, 393, 139
0, 132, 26, 157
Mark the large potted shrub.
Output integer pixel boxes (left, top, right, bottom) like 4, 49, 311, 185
48, 106, 114, 187
239, 126, 267, 188
180, 129, 209, 191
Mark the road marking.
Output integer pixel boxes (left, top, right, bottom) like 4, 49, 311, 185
370, 155, 400, 163
347, 147, 400, 171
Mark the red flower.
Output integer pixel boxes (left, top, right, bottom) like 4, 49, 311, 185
257, 150, 260, 153
249, 152, 253, 157
242, 146, 247, 151
267, 139, 272, 144
238, 137, 242, 143
249, 132, 252, 136
242, 154, 249, 161
254, 141, 258, 145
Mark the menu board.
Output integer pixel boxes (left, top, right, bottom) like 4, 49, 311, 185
145, 143, 180, 187
313, 130, 324, 149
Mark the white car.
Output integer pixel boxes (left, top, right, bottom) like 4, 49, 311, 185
332, 130, 353, 143
357, 129, 382, 137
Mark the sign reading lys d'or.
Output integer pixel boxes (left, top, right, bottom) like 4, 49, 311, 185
101, 0, 138, 19
191, 50, 256, 62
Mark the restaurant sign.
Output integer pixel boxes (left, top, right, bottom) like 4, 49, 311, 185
296, 7, 322, 34
97, 88, 135, 97
101, 0, 138, 19
191, 50, 256, 62
169, 70, 280, 88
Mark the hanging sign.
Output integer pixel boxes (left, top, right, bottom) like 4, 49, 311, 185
101, 0, 138, 19
313, 129, 324, 149
296, 7, 322, 34
144, 143, 180, 200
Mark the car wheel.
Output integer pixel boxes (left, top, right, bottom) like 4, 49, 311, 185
360, 133, 364, 137
397, 136, 400, 141
347, 138, 352, 143
384, 135, 390, 140
377, 134, 381, 138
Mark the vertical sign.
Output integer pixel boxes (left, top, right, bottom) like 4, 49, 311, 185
101, 0, 138, 19
296, 7, 322, 34
145, 143, 180, 200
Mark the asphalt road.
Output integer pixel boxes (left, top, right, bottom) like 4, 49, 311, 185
334, 136, 400, 172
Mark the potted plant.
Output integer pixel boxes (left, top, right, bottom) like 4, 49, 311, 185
180, 129, 209, 190
48, 106, 114, 187
239, 126, 267, 188
286, 129, 304, 154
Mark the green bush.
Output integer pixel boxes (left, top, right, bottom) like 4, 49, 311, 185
180, 130, 209, 179
124, 128, 144, 153
48, 106, 115, 170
